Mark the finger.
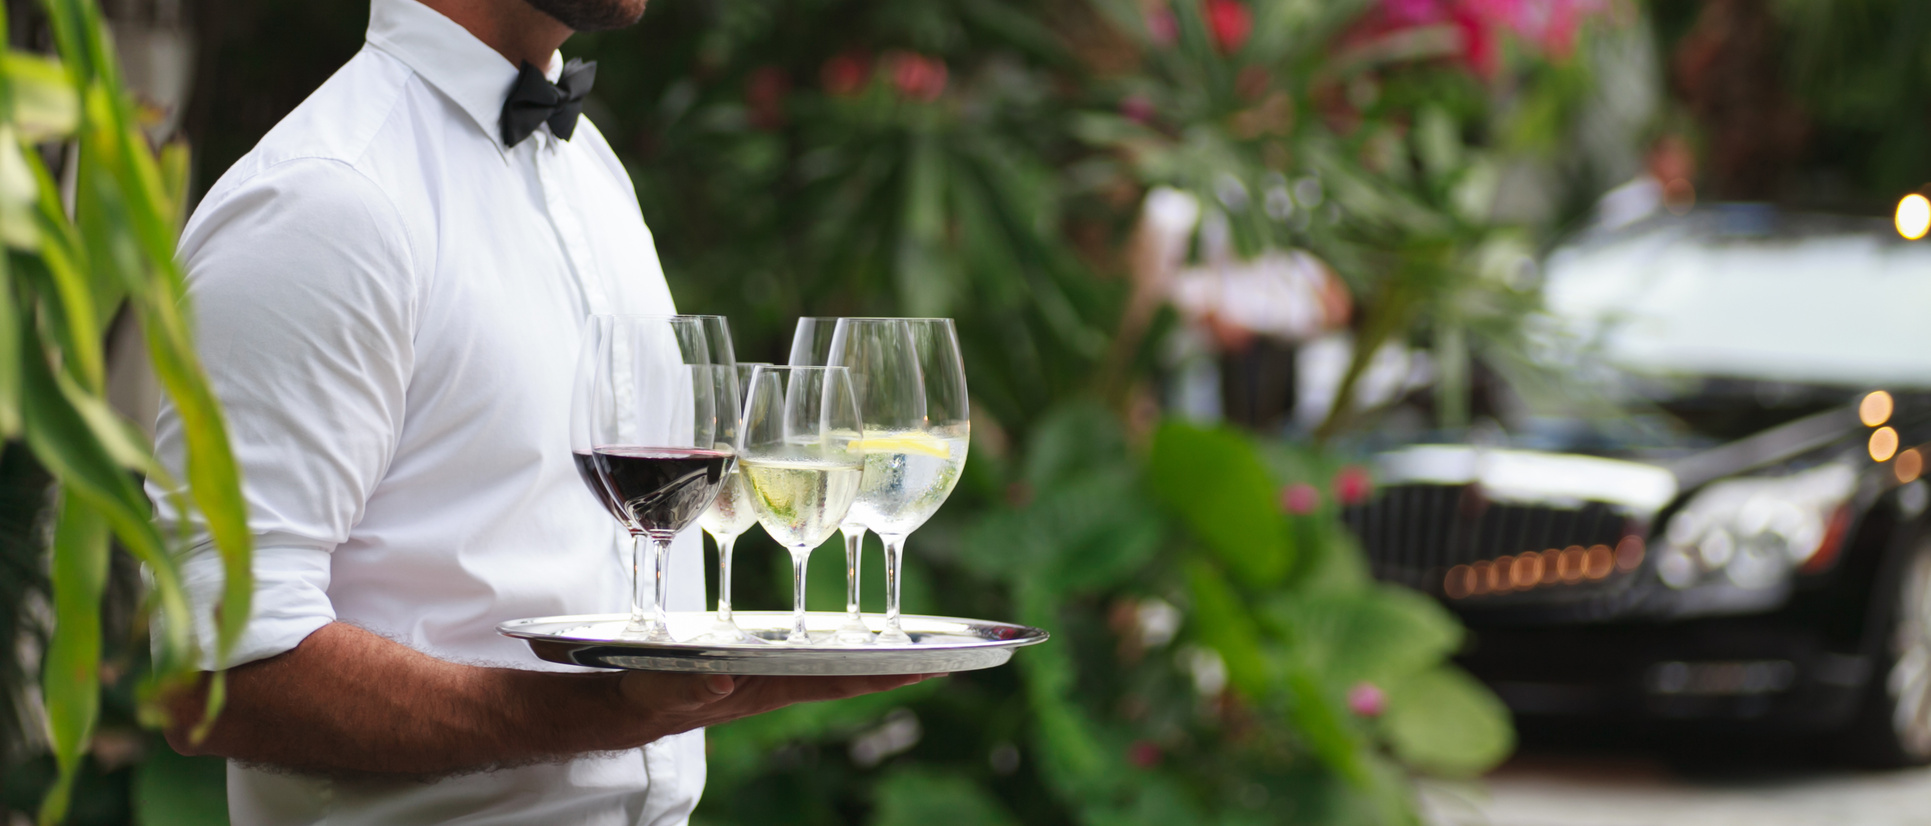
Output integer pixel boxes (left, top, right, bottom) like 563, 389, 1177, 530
620, 671, 736, 712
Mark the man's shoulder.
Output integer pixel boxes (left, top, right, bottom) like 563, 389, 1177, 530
197, 46, 429, 212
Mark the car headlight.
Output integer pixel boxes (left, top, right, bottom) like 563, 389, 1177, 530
1657, 463, 1855, 590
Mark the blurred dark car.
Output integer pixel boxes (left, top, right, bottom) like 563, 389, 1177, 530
1344, 208, 1931, 765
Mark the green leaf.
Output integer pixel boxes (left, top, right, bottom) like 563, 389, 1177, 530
895, 130, 952, 317
17, 322, 194, 678
1011, 578, 1124, 800
1381, 665, 1514, 777
0, 129, 39, 250
0, 254, 20, 438
38, 492, 109, 826
1020, 401, 1125, 489
1149, 422, 1293, 586
133, 737, 229, 825
1, 52, 81, 140
1274, 586, 1463, 692
1183, 560, 1268, 697
705, 680, 942, 782
869, 767, 1019, 826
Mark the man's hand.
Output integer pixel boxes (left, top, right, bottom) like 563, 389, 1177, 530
165, 622, 937, 778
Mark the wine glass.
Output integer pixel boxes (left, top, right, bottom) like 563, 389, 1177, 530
738, 365, 865, 644
692, 362, 769, 644
789, 318, 904, 644
571, 315, 734, 641
832, 318, 969, 644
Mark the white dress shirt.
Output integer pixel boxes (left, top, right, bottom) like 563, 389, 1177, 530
148, 0, 707, 822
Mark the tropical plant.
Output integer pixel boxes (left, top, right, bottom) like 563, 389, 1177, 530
1072, 0, 1618, 440
563, 1, 1560, 823
1, 0, 250, 823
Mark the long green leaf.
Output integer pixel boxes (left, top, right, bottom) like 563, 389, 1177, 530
37, 491, 108, 826
0, 252, 20, 438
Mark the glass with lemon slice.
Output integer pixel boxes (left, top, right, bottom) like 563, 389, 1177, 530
793, 317, 971, 644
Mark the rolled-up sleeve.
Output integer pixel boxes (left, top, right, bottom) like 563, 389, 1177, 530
149, 157, 417, 670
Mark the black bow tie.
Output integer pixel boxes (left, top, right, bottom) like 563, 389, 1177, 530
499, 58, 597, 148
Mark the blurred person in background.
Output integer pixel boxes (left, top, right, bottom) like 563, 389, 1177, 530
150, 0, 928, 822
1593, 131, 1699, 232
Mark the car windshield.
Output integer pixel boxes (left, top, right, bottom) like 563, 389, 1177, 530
1525, 209, 1930, 448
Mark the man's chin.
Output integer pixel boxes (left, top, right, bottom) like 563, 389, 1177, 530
523, 0, 648, 32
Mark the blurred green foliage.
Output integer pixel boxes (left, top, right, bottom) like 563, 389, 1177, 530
3, 0, 253, 822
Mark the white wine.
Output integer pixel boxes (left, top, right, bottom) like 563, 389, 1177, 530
698, 467, 759, 538
844, 429, 968, 536
741, 457, 863, 549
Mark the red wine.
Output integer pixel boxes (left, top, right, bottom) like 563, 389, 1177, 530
573, 450, 626, 523
591, 447, 733, 534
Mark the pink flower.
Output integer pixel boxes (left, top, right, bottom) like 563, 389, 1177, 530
886, 51, 948, 102
820, 51, 871, 97
1463, 0, 1607, 59
1280, 483, 1321, 515
1205, 0, 1252, 54
1119, 94, 1155, 124
1146, 7, 1179, 46
1127, 740, 1162, 768
1382, 0, 1444, 25
1348, 682, 1386, 716
1333, 465, 1374, 506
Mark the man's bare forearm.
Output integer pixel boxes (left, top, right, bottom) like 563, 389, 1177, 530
164, 622, 648, 776
165, 621, 935, 778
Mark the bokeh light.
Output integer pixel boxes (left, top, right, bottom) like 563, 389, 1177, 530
1861, 390, 1894, 427
1871, 426, 1900, 462
1897, 194, 1931, 240
1898, 448, 1924, 484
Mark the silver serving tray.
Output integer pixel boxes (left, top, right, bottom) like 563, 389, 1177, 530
499, 611, 1049, 676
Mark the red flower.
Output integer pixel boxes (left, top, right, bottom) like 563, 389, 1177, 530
886, 51, 948, 102
1127, 740, 1162, 768
820, 51, 872, 97
1333, 465, 1374, 505
1280, 483, 1321, 515
1119, 93, 1155, 124
1446, 4, 1497, 78
1347, 682, 1386, 716
1205, 0, 1252, 54
745, 66, 790, 130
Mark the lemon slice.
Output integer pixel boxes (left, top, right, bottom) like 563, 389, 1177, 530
852, 432, 951, 458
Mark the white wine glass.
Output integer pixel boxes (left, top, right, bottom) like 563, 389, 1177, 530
692, 361, 768, 644
738, 365, 866, 644
789, 317, 887, 644
570, 315, 734, 641
831, 318, 968, 643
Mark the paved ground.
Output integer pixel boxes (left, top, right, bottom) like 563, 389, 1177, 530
1424, 755, 1931, 826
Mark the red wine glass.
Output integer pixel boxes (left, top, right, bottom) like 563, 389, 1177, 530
571, 314, 733, 641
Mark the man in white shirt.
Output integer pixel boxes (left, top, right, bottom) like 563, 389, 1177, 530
151, 0, 929, 822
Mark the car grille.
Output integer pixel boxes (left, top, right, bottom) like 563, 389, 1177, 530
1341, 483, 1637, 594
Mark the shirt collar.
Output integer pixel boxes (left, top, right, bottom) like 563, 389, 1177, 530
365, 0, 564, 154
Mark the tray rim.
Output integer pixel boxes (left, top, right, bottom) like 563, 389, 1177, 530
497, 610, 1051, 653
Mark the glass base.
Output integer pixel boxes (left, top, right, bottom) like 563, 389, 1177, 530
690, 618, 763, 645
621, 617, 676, 643
832, 617, 876, 646
875, 622, 913, 646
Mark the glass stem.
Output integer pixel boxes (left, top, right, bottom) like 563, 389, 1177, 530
627, 531, 648, 628
788, 546, 813, 644
842, 526, 865, 625
715, 532, 738, 623
648, 530, 675, 638
882, 533, 910, 642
